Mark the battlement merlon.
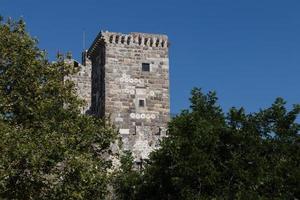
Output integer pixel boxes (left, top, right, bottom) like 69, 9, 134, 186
87, 31, 169, 57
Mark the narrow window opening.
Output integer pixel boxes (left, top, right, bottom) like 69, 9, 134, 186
142, 63, 150, 72
139, 99, 145, 107
134, 126, 137, 135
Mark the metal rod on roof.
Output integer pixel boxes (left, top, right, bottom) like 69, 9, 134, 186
83, 30, 86, 50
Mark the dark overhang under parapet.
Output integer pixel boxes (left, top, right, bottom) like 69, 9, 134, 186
87, 31, 169, 58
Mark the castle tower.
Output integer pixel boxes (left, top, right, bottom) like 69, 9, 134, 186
87, 31, 170, 161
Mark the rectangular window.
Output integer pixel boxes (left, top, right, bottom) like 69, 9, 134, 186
139, 99, 145, 107
142, 63, 150, 72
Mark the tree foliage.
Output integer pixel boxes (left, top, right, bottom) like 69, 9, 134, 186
0, 17, 116, 199
114, 88, 300, 200
1, 16, 299, 200
112, 151, 142, 200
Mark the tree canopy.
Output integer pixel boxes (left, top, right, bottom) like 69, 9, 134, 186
0, 17, 116, 199
1, 16, 299, 200
114, 88, 300, 200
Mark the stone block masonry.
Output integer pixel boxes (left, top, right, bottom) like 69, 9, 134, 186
75, 31, 170, 162
65, 53, 92, 114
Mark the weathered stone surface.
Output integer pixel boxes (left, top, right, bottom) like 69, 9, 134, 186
66, 53, 92, 114
74, 31, 170, 162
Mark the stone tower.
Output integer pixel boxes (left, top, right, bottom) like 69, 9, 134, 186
87, 31, 170, 162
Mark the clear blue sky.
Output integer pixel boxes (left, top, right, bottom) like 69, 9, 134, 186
1, 0, 299, 115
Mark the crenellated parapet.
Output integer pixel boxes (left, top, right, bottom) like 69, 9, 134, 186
88, 31, 168, 57
87, 30, 170, 162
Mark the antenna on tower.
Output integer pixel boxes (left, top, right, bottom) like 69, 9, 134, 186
83, 29, 86, 50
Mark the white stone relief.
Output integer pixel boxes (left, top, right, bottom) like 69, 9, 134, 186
149, 91, 155, 96
115, 113, 124, 122
124, 88, 135, 95
150, 114, 156, 119
120, 73, 161, 99
130, 113, 156, 119
130, 113, 136, 118
120, 73, 144, 85
119, 129, 130, 135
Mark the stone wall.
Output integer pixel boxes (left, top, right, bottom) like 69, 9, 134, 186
66, 54, 92, 114
88, 31, 170, 162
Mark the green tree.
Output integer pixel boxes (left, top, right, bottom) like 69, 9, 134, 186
112, 151, 143, 200
117, 88, 300, 200
0, 17, 116, 199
